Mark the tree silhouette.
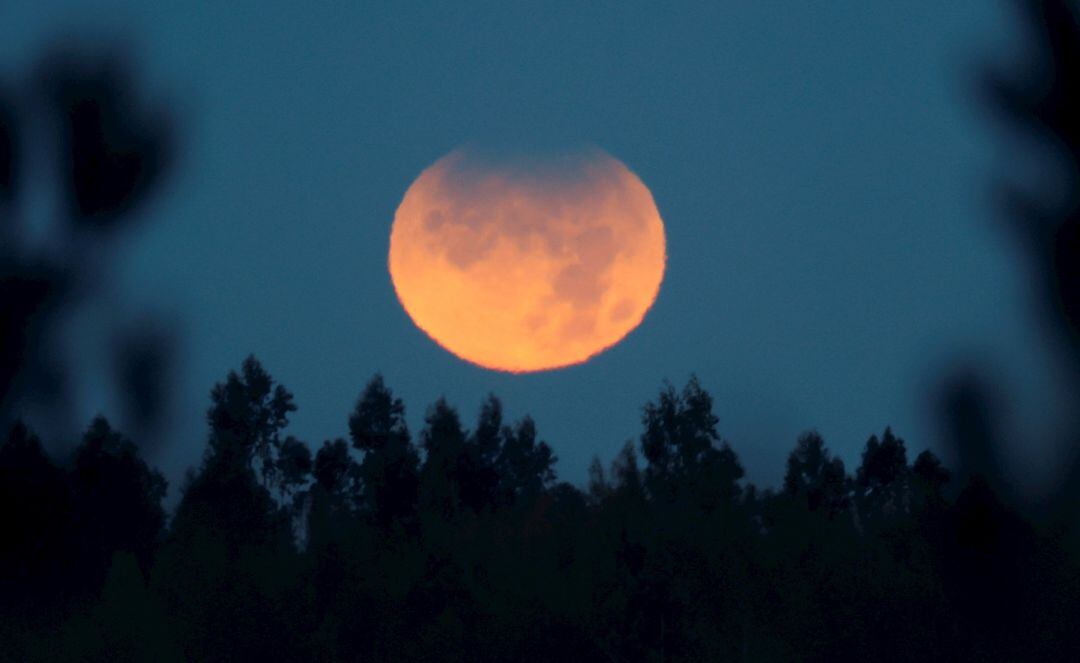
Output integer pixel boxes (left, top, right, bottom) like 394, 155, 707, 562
70, 416, 167, 586
275, 435, 313, 503
854, 427, 910, 527
0, 362, 1076, 660
153, 357, 305, 661
166, 357, 296, 554
0, 421, 73, 610
495, 414, 556, 505
641, 376, 744, 511
350, 375, 420, 530
783, 431, 849, 517
912, 448, 950, 496
418, 398, 470, 519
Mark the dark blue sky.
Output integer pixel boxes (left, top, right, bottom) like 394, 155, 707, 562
2, 1, 1066, 495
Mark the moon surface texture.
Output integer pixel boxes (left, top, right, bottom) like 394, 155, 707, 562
389, 149, 666, 373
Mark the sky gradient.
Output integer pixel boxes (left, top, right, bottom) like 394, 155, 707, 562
1, 1, 1064, 496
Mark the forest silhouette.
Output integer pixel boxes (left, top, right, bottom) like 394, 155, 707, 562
4, 1, 1080, 661
7, 357, 1079, 662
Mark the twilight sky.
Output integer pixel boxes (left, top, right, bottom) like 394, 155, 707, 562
1, 1, 1066, 496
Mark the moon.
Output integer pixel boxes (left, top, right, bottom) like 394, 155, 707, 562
388, 148, 666, 373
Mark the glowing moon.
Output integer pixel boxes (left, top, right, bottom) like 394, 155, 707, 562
388, 148, 666, 373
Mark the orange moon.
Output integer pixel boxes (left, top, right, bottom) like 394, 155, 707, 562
388, 149, 666, 373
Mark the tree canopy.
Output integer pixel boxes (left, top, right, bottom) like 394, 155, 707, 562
3, 360, 1077, 661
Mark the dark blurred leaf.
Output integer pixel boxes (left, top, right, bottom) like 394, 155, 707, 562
111, 319, 176, 438
984, 0, 1080, 348
0, 90, 15, 203
39, 50, 174, 229
0, 264, 68, 410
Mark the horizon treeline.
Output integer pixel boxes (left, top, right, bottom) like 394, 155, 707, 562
2, 357, 1077, 661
